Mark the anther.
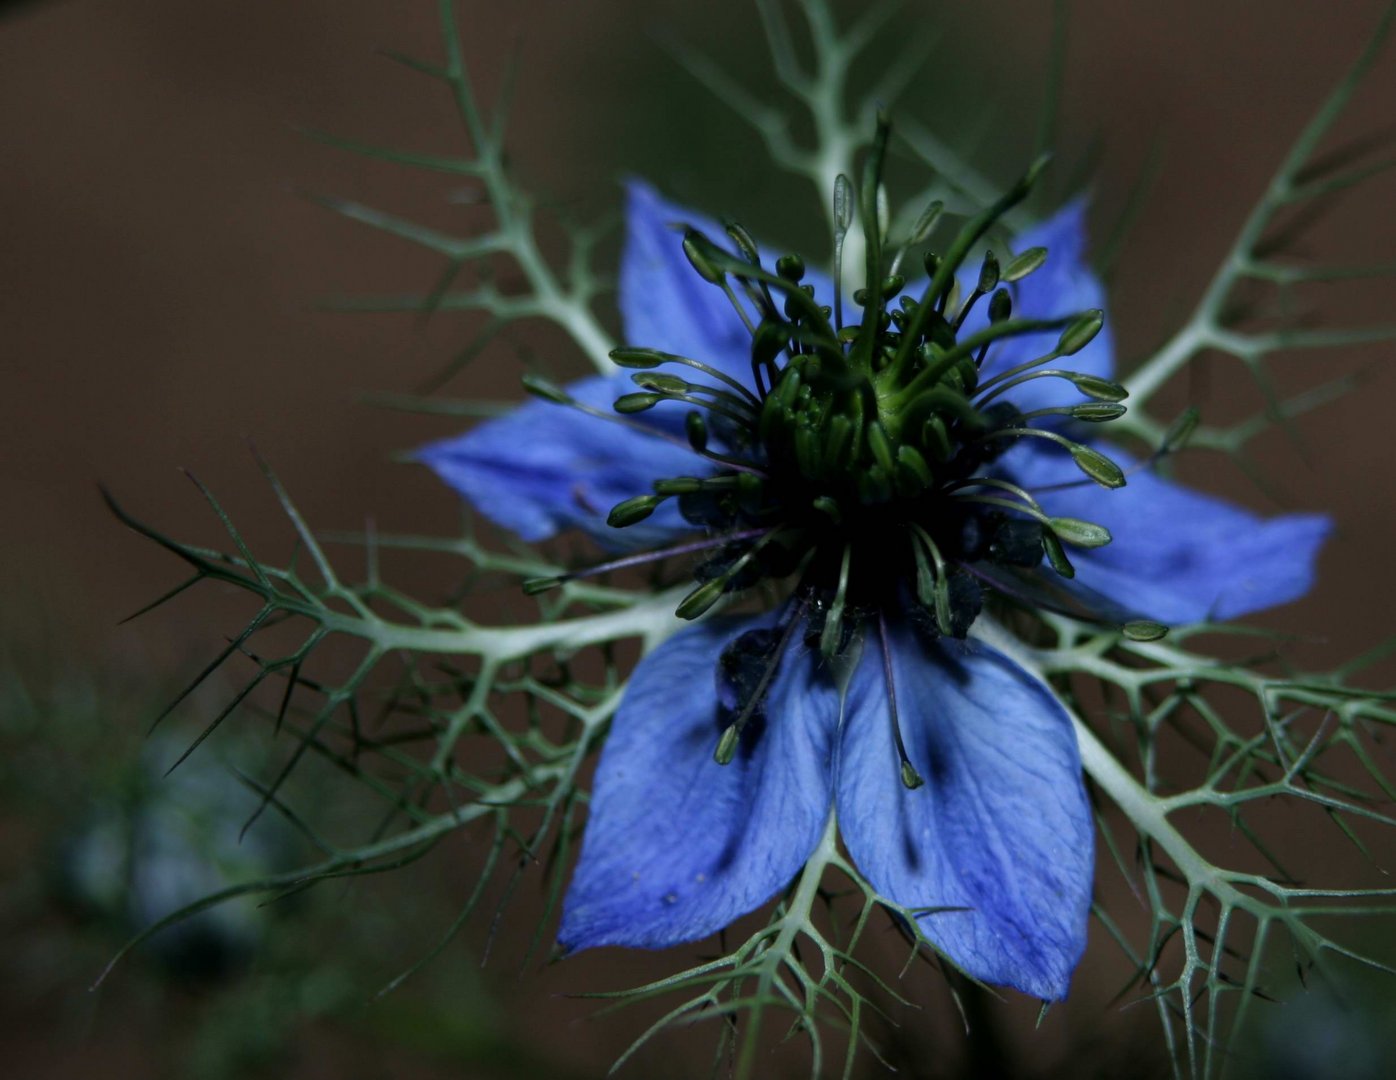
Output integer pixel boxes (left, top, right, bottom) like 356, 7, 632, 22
714, 723, 741, 765
686, 411, 708, 451
1058, 309, 1105, 356
614, 392, 662, 414
890, 198, 944, 278
682, 232, 726, 285
878, 613, 925, 790
978, 250, 1001, 294
724, 220, 761, 264
1047, 516, 1112, 548
952, 251, 1000, 331
1002, 245, 1048, 282
521, 373, 573, 404
632, 372, 689, 394
712, 601, 807, 766
1068, 373, 1129, 402
1017, 402, 1128, 424
1041, 530, 1076, 578
607, 493, 668, 527
608, 347, 665, 369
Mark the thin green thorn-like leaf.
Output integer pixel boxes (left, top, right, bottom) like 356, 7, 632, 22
249, 446, 337, 589
298, 127, 481, 174
1284, 153, 1396, 203
182, 468, 271, 591
229, 766, 338, 856
373, 810, 508, 1001
116, 574, 203, 625
376, 47, 448, 80
301, 191, 505, 261
148, 606, 272, 738
162, 657, 274, 776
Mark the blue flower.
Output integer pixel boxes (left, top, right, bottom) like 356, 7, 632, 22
419, 179, 1329, 999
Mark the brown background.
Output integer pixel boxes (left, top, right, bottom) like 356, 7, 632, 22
3, 1, 1395, 1077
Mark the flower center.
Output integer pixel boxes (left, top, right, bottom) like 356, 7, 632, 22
528, 119, 1151, 688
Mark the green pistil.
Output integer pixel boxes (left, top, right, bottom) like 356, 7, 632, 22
883, 314, 1080, 404
891, 154, 1050, 375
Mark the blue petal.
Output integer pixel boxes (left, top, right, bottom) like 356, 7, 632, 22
960, 200, 1115, 415
416, 375, 700, 546
836, 622, 1093, 1000
1003, 442, 1332, 623
559, 616, 838, 951
620, 180, 758, 388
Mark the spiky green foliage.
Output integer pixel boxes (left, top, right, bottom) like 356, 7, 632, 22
103, 2, 1396, 1077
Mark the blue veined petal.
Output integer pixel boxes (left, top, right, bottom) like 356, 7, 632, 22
1003, 442, 1332, 623
416, 375, 701, 547
559, 616, 838, 951
620, 180, 758, 389
960, 199, 1115, 416
835, 621, 1093, 1000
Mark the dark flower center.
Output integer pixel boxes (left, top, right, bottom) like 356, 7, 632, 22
524, 120, 1164, 776
604, 126, 1124, 643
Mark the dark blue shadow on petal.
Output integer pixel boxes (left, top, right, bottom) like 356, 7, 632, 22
836, 621, 1093, 1000
558, 616, 839, 952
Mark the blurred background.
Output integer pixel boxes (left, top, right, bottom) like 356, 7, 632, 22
3, 0, 1396, 1076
